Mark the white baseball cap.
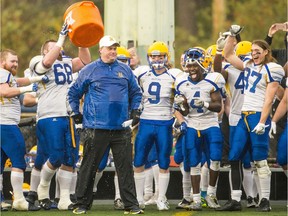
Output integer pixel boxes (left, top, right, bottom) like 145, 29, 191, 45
99, 35, 120, 48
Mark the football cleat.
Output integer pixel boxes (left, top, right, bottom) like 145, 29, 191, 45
144, 194, 157, 205
215, 199, 242, 211
247, 196, 257, 208
176, 198, 191, 209
205, 194, 220, 208
58, 198, 73, 210
39, 198, 52, 210
114, 198, 124, 210
25, 191, 38, 204
50, 198, 59, 209
257, 198, 271, 212
73, 207, 87, 214
1, 201, 11, 208
124, 208, 144, 215
156, 199, 169, 211
188, 201, 202, 211
143, 193, 153, 202
201, 196, 207, 207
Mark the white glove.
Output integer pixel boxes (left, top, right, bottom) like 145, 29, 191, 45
216, 32, 227, 52
269, 121, 276, 138
222, 25, 244, 37
194, 99, 209, 109
56, 22, 69, 48
174, 94, 186, 111
252, 123, 268, 135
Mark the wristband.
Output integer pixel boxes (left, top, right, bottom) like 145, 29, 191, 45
19, 86, 33, 94
56, 34, 66, 48
203, 102, 209, 108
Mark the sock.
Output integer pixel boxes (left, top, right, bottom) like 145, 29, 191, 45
93, 171, 103, 193
40, 162, 56, 186
253, 170, 262, 200
114, 173, 121, 200
144, 168, 154, 198
200, 165, 209, 197
55, 171, 60, 199
57, 169, 73, 207
70, 171, 77, 195
229, 169, 233, 194
242, 167, 253, 197
182, 170, 192, 201
30, 168, 41, 192
158, 172, 170, 201
11, 171, 25, 201
152, 164, 159, 196
38, 162, 57, 200
134, 172, 145, 203
257, 166, 271, 200
231, 190, 242, 202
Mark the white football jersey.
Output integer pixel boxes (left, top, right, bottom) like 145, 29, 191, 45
136, 68, 183, 121
175, 72, 225, 130
0, 68, 21, 124
224, 64, 244, 126
30, 56, 74, 120
242, 61, 284, 112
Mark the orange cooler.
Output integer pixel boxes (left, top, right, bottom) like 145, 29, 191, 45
64, 1, 104, 48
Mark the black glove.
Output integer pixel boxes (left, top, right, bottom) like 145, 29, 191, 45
72, 113, 83, 124
130, 109, 141, 127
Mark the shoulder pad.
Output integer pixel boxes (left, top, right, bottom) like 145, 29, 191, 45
133, 65, 150, 77
29, 55, 43, 71
168, 68, 184, 78
206, 72, 226, 89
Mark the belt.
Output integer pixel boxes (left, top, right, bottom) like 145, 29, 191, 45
242, 111, 256, 132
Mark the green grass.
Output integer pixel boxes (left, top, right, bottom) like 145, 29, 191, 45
2, 202, 288, 216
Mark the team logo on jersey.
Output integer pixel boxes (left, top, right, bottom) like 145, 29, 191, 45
117, 72, 123, 78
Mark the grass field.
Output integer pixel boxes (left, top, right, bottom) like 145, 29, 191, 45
2, 200, 287, 216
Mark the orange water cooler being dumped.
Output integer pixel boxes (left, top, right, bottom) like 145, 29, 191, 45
63, 1, 104, 48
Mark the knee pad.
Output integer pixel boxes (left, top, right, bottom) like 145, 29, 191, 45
190, 163, 201, 176
255, 160, 271, 178
210, 160, 220, 171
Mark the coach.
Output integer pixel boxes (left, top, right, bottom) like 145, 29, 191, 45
67, 35, 143, 214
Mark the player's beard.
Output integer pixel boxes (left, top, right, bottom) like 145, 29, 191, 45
4, 64, 17, 76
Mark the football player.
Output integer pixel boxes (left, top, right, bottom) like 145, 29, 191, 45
219, 25, 284, 212
133, 41, 183, 211
174, 47, 225, 211
0, 49, 47, 211
29, 21, 90, 210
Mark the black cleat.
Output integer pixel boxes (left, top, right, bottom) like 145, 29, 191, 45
26, 191, 38, 204
215, 200, 242, 211
28, 203, 41, 211
50, 198, 59, 209
39, 198, 52, 210
257, 198, 271, 212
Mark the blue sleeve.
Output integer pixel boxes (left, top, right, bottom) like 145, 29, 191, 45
68, 70, 89, 114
